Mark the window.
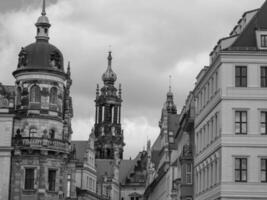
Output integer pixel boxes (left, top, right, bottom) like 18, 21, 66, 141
30, 85, 41, 103
235, 158, 247, 182
50, 87, 58, 104
235, 66, 247, 87
235, 111, 247, 134
261, 112, 267, 135
67, 174, 71, 197
261, 66, 267, 87
261, 35, 267, 47
185, 163, 192, 184
261, 159, 267, 182
24, 168, 35, 190
131, 197, 134, 200
48, 169, 56, 191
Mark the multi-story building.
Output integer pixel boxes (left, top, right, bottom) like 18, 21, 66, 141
0, 1, 78, 199
194, 1, 267, 199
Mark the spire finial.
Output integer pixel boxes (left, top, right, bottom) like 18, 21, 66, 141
169, 75, 172, 92
108, 51, 112, 68
41, 0, 46, 16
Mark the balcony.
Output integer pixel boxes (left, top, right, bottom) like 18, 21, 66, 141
12, 137, 70, 153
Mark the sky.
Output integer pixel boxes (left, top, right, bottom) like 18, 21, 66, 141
0, 0, 265, 159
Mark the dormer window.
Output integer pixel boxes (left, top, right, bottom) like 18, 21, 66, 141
255, 30, 267, 49
261, 35, 267, 47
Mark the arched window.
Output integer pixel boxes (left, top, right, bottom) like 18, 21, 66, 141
30, 85, 41, 103
50, 87, 58, 104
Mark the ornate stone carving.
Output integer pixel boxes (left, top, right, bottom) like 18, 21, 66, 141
17, 47, 27, 68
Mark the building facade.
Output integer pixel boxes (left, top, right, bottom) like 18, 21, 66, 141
0, 1, 78, 199
194, 2, 267, 199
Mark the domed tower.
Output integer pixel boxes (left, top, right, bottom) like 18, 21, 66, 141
10, 1, 75, 199
94, 52, 124, 159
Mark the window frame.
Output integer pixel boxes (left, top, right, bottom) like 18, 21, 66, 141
261, 66, 267, 87
261, 34, 267, 47
261, 158, 267, 183
30, 85, 41, 103
24, 168, 35, 190
235, 66, 247, 87
235, 111, 248, 135
185, 163, 193, 184
50, 87, 58, 105
48, 169, 57, 192
260, 111, 267, 135
235, 158, 247, 182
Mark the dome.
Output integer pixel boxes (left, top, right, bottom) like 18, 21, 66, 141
36, 15, 50, 25
102, 68, 117, 84
16, 40, 64, 72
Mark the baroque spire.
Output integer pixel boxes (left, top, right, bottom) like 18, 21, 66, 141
35, 0, 51, 41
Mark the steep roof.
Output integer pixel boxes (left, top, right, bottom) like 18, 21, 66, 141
95, 159, 115, 181
231, 1, 267, 49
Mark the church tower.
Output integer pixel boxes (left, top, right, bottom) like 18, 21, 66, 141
10, 1, 76, 199
94, 52, 124, 159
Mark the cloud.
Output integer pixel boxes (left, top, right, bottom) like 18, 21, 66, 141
0, 0, 265, 157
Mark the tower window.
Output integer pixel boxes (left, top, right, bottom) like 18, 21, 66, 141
44, 28, 48, 34
24, 168, 35, 190
235, 66, 247, 87
30, 85, 41, 103
50, 87, 58, 104
48, 169, 56, 191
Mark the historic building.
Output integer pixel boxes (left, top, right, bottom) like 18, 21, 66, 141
144, 87, 180, 200
193, 1, 267, 199
0, 1, 77, 199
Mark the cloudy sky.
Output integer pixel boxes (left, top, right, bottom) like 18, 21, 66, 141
0, 0, 265, 158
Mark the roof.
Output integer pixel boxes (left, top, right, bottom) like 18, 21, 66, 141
168, 114, 179, 133
151, 151, 161, 169
230, 2, 267, 49
119, 159, 136, 183
71, 140, 88, 161
95, 159, 115, 181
